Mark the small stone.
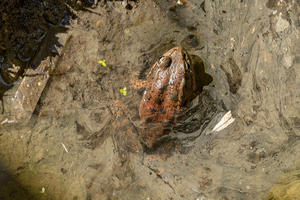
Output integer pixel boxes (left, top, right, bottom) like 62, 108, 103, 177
76, 1, 82, 6
122, 1, 133, 10
95, 19, 104, 28
282, 54, 294, 68
275, 16, 290, 33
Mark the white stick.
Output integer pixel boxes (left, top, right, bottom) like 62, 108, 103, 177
212, 111, 232, 132
61, 143, 69, 153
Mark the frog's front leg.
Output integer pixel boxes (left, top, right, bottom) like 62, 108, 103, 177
130, 71, 147, 90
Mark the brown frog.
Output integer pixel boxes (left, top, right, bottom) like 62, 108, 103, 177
139, 46, 205, 148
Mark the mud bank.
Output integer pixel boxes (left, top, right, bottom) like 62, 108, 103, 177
0, 0, 299, 199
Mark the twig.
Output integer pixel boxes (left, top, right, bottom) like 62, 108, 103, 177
61, 142, 69, 153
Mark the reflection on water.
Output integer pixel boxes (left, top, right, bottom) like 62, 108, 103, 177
0, 162, 33, 200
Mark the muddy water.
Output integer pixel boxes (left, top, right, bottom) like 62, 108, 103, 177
0, 0, 299, 199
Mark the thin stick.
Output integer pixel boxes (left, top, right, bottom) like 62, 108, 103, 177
61, 143, 69, 153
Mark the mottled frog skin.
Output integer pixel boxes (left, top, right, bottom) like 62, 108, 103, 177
139, 47, 204, 148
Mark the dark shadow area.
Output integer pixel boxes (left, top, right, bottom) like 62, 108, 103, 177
0, 162, 34, 200
0, 0, 99, 111
0, 0, 74, 112
190, 54, 213, 91
0, 0, 95, 198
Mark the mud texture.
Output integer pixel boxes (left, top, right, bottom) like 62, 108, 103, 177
0, 0, 299, 199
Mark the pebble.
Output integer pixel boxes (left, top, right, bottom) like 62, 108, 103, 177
275, 16, 290, 33
282, 54, 294, 68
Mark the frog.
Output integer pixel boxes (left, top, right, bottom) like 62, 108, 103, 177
138, 46, 205, 148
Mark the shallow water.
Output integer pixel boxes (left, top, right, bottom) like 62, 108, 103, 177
0, 0, 299, 199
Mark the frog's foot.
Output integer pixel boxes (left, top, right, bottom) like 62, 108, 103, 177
130, 71, 147, 90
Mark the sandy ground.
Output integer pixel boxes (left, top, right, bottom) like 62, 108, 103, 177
0, 0, 299, 199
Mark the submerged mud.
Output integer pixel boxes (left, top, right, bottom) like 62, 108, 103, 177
0, 0, 299, 199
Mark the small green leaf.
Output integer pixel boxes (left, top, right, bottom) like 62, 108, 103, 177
40, 187, 45, 194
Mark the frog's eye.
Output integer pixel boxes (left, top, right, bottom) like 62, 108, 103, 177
158, 56, 172, 68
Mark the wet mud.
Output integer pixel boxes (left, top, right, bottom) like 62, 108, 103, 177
0, 0, 299, 199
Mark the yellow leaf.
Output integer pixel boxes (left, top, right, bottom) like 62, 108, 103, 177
98, 59, 107, 67
120, 87, 127, 96
124, 29, 130, 34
